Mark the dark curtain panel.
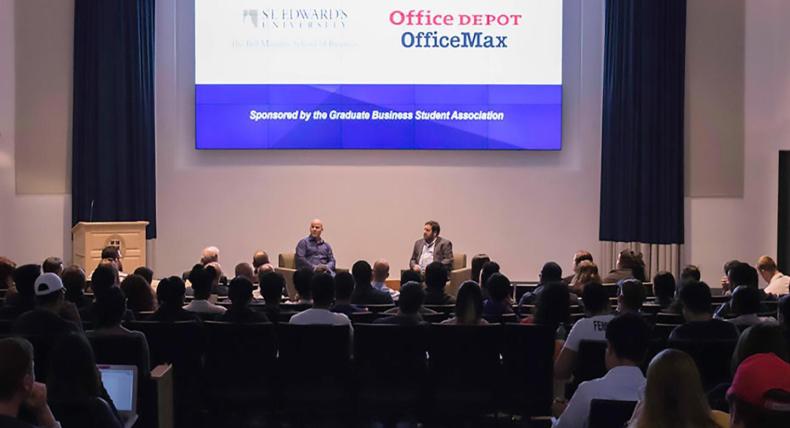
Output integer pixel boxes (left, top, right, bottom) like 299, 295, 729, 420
600, 0, 686, 244
72, 0, 156, 238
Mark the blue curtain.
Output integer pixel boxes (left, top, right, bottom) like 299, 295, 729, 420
72, 0, 157, 238
600, 0, 686, 244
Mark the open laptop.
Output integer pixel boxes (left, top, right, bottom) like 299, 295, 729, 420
98, 364, 138, 428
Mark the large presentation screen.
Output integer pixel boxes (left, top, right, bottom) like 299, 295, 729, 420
195, 0, 563, 150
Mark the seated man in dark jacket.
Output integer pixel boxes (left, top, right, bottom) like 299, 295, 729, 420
423, 262, 455, 305
374, 282, 427, 326
221, 277, 269, 323
350, 260, 393, 305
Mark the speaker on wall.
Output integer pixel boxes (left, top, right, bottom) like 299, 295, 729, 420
778, 151, 790, 273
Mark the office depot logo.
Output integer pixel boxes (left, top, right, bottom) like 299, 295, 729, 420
388, 9, 523, 49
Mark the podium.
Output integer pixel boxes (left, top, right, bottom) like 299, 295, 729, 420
72, 221, 149, 274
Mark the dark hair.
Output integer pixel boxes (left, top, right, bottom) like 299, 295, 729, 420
156, 276, 186, 307
310, 273, 335, 307
0, 257, 16, 289
455, 281, 483, 323
486, 273, 512, 301
731, 324, 789, 375
731, 285, 762, 315
121, 274, 155, 313
351, 260, 373, 287
12, 264, 41, 299
424, 261, 448, 290
90, 264, 118, 298
42, 257, 63, 274
618, 279, 646, 311
582, 282, 610, 314
61, 265, 87, 301
724, 259, 741, 275
93, 286, 126, 328
334, 272, 355, 300
618, 249, 646, 281
729, 392, 790, 428
259, 271, 284, 305
479, 261, 500, 288
133, 266, 154, 284
398, 282, 425, 315
188, 264, 213, 299
101, 246, 120, 260
680, 265, 701, 282
729, 263, 759, 288
606, 313, 650, 363
779, 295, 790, 329
36, 287, 63, 307
0, 337, 34, 400
470, 254, 491, 289
535, 282, 570, 330
679, 281, 713, 314
540, 262, 563, 283
228, 276, 254, 306
47, 333, 104, 402
574, 251, 594, 265
293, 268, 314, 300
652, 271, 676, 304
400, 269, 422, 286
425, 220, 440, 235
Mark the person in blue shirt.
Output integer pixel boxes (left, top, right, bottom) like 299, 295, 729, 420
295, 219, 336, 274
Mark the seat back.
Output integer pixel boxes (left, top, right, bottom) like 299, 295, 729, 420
51, 397, 122, 428
278, 253, 296, 269
502, 324, 555, 416
573, 340, 608, 388
668, 339, 737, 390
452, 253, 467, 271
588, 399, 637, 428
427, 324, 502, 389
354, 324, 428, 384
88, 334, 150, 381
277, 324, 351, 381
349, 312, 377, 323
124, 321, 204, 379
203, 322, 277, 388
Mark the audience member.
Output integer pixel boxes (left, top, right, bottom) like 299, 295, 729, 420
221, 277, 269, 323
681, 264, 702, 283
568, 260, 601, 296
524, 283, 570, 345
478, 261, 500, 300
563, 250, 593, 285
234, 262, 255, 283
757, 255, 790, 296
200, 246, 220, 265
12, 273, 81, 342
0, 265, 40, 320
41, 258, 63, 276
90, 263, 119, 299
720, 259, 741, 294
350, 261, 393, 305
183, 264, 226, 316
423, 261, 455, 305
46, 333, 123, 428
519, 262, 564, 306
669, 281, 739, 341
258, 271, 285, 321
289, 274, 352, 329
132, 266, 154, 285
331, 272, 365, 316
100, 246, 126, 280
555, 282, 614, 381
627, 349, 728, 428
652, 271, 676, 309
470, 254, 491, 290
61, 265, 91, 312
204, 262, 228, 296
440, 281, 488, 325
120, 274, 156, 314
602, 249, 646, 283
149, 276, 199, 322
553, 313, 650, 428
374, 282, 427, 326
617, 279, 646, 314
292, 268, 314, 304
87, 287, 150, 375
400, 269, 422, 287
372, 259, 399, 301
0, 337, 61, 428
0, 257, 16, 290
252, 250, 273, 276
715, 262, 766, 318
484, 273, 515, 317
723, 286, 776, 328
726, 353, 790, 428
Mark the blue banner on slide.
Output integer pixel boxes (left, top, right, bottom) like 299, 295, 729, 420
195, 84, 561, 150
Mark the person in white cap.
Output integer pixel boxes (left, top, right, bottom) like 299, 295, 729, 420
11, 273, 82, 343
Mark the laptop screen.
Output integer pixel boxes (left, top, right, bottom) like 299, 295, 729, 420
98, 365, 137, 413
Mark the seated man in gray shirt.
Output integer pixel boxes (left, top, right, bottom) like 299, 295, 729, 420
295, 219, 336, 274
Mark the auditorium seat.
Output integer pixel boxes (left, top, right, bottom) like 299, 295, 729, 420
668, 339, 737, 391
426, 324, 503, 420
568, 340, 608, 399
423, 304, 455, 314
501, 324, 555, 417
656, 312, 684, 324
588, 399, 637, 428
276, 324, 352, 419
50, 397, 127, 428
354, 324, 428, 421
422, 312, 449, 323
482, 313, 519, 324
363, 304, 396, 313
446, 253, 472, 297
349, 312, 377, 323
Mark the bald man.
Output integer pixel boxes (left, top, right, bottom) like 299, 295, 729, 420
295, 219, 336, 274
372, 259, 399, 301
201, 246, 220, 265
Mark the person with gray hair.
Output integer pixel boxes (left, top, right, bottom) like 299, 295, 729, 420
200, 246, 220, 265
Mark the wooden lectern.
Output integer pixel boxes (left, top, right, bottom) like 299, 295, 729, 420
72, 221, 149, 274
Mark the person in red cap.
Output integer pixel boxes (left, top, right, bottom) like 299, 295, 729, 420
727, 353, 790, 428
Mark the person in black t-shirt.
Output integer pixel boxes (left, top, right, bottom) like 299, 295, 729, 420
149, 276, 200, 322
0, 337, 61, 428
374, 282, 427, 326
350, 261, 394, 306
669, 281, 739, 342
220, 277, 269, 323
